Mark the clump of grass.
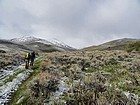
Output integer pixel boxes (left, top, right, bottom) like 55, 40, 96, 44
31, 59, 41, 70
84, 68, 96, 73
60, 78, 108, 105
27, 78, 59, 105
126, 40, 140, 52
0, 50, 6, 53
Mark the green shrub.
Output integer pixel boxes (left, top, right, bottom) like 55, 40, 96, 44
0, 50, 6, 53
126, 41, 140, 52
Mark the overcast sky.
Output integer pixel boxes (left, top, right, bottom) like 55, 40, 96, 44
0, 0, 140, 48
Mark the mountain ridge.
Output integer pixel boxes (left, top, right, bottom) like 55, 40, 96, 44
0, 36, 76, 52
83, 38, 140, 51
1, 37, 139, 52
10, 36, 75, 50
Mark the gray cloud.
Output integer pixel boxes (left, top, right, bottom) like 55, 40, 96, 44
0, 0, 140, 48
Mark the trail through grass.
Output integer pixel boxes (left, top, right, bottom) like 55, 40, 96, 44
9, 58, 42, 105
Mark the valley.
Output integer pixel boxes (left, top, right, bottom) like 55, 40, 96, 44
0, 37, 140, 105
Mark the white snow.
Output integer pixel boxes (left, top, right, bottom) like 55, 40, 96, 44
11, 36, 39, 43
124, 91, 139, 104
10, 36, 74, 50
50, 38, 72, 49
0, 65, 33, 105
36, 40, 52, 45
46, 76, 69, 105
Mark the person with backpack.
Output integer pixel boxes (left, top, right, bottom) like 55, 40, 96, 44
30, 51, 36, 66
24, 52, 30, 69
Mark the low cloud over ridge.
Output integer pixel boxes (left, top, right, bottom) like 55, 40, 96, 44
0, 0, 140, 48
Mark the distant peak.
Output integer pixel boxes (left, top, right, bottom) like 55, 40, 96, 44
10, 36, 39, 43
20, 35, 37, 39
10, 36, 75, 50
49, 38, 75, 49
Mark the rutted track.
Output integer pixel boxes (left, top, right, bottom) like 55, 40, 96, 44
0, 64, 33, 105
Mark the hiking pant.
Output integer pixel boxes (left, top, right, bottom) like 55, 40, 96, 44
30, 58, 35, 66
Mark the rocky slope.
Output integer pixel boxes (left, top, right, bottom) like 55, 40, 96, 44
11, 50, 140, 105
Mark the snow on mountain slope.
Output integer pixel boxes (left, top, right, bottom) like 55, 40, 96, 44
10, 36, 76, 50
49, 38, 74, 49
11, 36, 38, 42
10, 36, 52, 45
11, 36, 74, 48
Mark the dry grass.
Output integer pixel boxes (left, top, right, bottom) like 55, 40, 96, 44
11, 50, 140, 104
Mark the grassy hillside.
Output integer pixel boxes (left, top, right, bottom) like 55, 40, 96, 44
83, 38, 139, 51
126, 40, 140, 52
11, 50, 140, 105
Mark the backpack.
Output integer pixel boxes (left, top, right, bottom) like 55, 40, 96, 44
25, 53, 30, 59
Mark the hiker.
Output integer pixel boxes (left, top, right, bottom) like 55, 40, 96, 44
30, 51, 36, 66
24, 52, 30, 69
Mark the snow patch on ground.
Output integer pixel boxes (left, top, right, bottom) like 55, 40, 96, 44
124, 91, 139, 105
0, 65, 33, 105
46, 76, 69, 105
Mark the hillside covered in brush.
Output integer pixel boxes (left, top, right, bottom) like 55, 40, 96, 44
126, 40, 140, 52
10, 50, 140, 105
1, 37, 140, 105
83, 38, 139, 51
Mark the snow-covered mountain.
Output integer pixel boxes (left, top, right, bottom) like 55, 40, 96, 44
10, 36, 76, 52
10, 36, 52, 45
49, 38, 74, 49
11, 36, 38, 42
